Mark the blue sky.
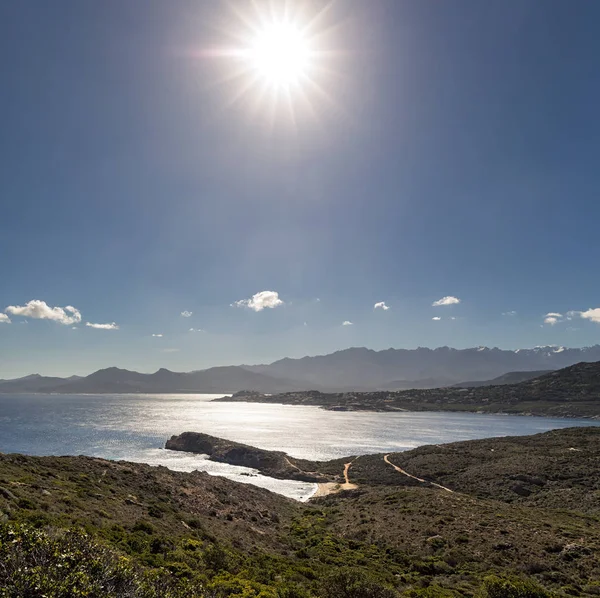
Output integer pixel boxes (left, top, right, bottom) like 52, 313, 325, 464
1, 0, 600, 378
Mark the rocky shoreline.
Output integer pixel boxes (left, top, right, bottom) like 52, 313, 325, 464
212, 362, 600, 419
165, 432, 331, 483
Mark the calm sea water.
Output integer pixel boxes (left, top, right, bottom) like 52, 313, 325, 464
0, 393, 598, 501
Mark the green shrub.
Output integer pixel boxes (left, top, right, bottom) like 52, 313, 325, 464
403, 587, 460, 597
16, 497, 36, 510
132, 520, 155, 534
480, 575, 554, 598
319, 569, 397, 598
203, 543, 229, 572
276, 584, 313, 598
148, 504, 164, 518
0, 523, 205, 597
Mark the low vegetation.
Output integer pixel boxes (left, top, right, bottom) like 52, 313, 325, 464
1, 427, 599, 596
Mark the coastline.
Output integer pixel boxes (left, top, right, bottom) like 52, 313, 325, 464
211, 395, 600, 420
211, 397, 600, 420
2, 391, 599, 420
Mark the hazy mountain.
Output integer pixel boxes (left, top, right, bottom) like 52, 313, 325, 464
245, 345, 600, 389
0, 374, 81, 393
3, 345, 600, 394
0, 366, 308, 394
453, 369, 555, 388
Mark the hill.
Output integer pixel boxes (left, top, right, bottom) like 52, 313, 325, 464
452, 369, 554, 388
0, 365, 306, 394
0, 373, 84, 393
2, 427, 600, 595
215, 361, 600, 418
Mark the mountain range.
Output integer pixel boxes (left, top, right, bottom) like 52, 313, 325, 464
242, 345, 600, 389
2, 344, 600, 394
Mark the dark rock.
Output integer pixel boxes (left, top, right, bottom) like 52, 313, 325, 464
0, 486, 17, 501
510, 483, 532, 497
512, 474, 545, 486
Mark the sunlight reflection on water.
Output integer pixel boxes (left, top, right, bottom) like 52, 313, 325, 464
0, 393, 598, 501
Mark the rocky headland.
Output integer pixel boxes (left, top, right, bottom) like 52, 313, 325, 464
165, 431, 331, 483
214, 361, 600, 419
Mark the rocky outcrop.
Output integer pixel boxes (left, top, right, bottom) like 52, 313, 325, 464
165, 432, 328, 483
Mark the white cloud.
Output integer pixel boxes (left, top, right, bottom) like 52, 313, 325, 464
566, 310, 582, 320
432, 296, 460, 307
450, 316, 457, 320
432, 316, 441, 321
0, 314, 10, 324
543, 312, 564, 326
180, 311, 192, 317
342, 320, 353, 326
152, 333, 163, 337
233, 290, 284, 312
86, 322, 119, 330
580, 308, 600, 324
5, 300, 82, 325
502, 311, 517, 316
189, 328, 204, 332
374, 301, 390, 311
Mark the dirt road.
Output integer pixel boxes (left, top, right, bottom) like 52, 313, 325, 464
383, 454, 453, 492
311, 458, 358, 498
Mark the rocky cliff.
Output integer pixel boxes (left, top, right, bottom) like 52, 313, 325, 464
165, 432, 328, 483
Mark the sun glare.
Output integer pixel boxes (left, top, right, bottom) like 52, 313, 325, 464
245, 23, 312, 88
202, 1, 338, 124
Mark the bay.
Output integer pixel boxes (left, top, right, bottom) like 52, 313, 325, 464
0, 393, 598, 501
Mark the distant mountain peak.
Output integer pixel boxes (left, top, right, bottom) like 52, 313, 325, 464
3, 345, 600, 395
242, 345, 600, 391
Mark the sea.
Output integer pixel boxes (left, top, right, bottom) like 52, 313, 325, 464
0, 393, 598, 501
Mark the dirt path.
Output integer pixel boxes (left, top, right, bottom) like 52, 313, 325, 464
284, 457, 304, 472
341, 459, 358, 490
311, 458, 358, 498
383, 454, 453, 493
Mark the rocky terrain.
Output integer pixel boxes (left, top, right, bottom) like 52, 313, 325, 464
216, 361, 600, 418
2, 427, 600, 595
166, 431, 329, 482
452, 369, 554, 388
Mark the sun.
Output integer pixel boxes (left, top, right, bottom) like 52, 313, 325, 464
200, 1, 339, 123
244, 23, 313, 88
